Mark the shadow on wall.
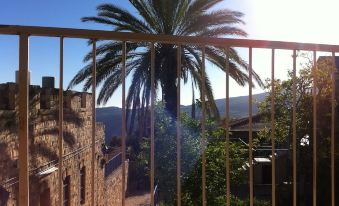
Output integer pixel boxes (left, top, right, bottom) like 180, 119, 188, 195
0, 79, 89, 205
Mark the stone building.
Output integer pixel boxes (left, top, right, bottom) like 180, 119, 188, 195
0, 77, 127, 206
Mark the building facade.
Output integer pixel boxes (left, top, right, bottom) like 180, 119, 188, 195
0, 78, 127, 206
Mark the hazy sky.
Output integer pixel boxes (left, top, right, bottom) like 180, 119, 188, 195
1, 0, 339, 107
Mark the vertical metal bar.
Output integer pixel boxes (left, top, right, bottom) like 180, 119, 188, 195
201, 46, 207, 206
225, 48, 230, 206
312, 51, 317, 206
58, 36, 64, 206
271, 49, 276, 206
331, 52, 336, 206
248, 47, 254, 206
91, 40, 97, 206
18, 33, 29, 206
292, 50, 297, 206
176, 45, 182, 206
150, 42, 155, 206
121, 41, 127, 206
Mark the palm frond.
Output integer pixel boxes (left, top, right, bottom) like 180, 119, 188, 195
70, 0, 263, 127
96, 4, 153, 33
129, 0, 161, 33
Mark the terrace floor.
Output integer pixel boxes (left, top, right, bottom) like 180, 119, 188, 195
126, 192, 150, 206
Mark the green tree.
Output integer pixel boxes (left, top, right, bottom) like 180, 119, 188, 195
136, 103, 269, 205
137, 103, 201, 204
179, 116, 270, 206
68, 0, 262, 121
181, 130, 248, 205
257, 55, 336, 205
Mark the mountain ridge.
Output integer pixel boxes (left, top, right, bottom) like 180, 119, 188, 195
96, 93, 267, 143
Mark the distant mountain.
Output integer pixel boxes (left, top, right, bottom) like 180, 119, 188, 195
96, 93, 267, 143
181, 93, 267, 118
96, 106, 122, 143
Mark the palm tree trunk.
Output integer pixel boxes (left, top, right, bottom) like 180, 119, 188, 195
163, 77, 178, 119
161, 46, 179, 119
191, 83, 196, 119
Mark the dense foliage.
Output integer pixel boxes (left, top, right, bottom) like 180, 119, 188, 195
257, 54, 337, 205
137, 103, 270, 205
137, 103, 200, 204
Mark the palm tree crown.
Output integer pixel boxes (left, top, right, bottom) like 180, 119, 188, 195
68, 0, 262, 129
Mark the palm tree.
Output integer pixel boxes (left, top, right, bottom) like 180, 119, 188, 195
68, 0, 262, 125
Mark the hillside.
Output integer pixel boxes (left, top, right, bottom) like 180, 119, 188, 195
181, 93, 267, 118
96, 93, 267, 143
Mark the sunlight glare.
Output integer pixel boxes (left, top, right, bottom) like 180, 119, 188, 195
247, 0, 339, 44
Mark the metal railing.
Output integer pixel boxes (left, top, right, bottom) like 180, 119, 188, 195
104, 152, 123, 178
0, 24, 337, 206
154, 183, 159, 206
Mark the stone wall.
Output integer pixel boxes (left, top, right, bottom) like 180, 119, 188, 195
104, 160, 129, 206
0, 83, 115, 206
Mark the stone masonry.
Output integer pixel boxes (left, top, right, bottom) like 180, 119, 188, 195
0, 81, 127, 206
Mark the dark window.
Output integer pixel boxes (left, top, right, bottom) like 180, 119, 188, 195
40, 91, 48, 109
80, 167, 86, 204
81, 93, 87, 108
63, 176, 70, 206
262, 164, 272, 184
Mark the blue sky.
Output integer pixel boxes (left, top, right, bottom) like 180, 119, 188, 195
1, 0, 339, 107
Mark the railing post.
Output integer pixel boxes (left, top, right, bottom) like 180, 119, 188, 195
201, 46, 207, 206
331, 52, 336, 206
18, 33, 29, 206
271, 49, 276, 206
150, 42, 155, 206
58, 36, 64, 206
248, 47, 253, 206
312, 51, 317, 206
121, 41, 127, 206
225, 48, 230, 206
292, 50, 297, 206
91, 40, 97, 206
176, 45, 182, 206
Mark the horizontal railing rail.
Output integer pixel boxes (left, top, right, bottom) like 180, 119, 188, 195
1, 25, 339, 51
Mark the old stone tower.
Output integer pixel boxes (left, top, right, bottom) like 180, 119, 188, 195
0, 77, 127, 206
